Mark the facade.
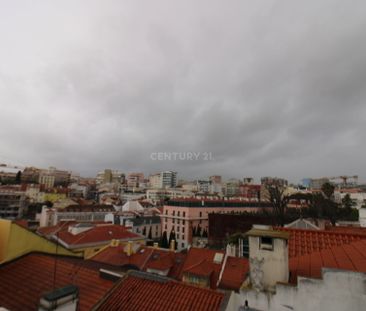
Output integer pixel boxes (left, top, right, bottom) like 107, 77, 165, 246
146, 189, 194, 202
261, 176, 288, 187
38, 173, 55, 188
0, 219, 78, 264
223, 179, 240, 196
210, 175, 222, 184
309, 177, 330, 189
21, 167, 41, 184
96, 169, 124, 185
161, 199, 268, 250
149, 171, 177, 189
124, 216, 161, 239
0, 187, 27, 219
126, 172, 144, 188
38, 205, 115, 227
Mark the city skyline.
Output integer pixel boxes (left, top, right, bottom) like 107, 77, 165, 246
1, 1, 366, 182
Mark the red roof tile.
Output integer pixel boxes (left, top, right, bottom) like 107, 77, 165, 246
90, 244, 153, 269
276, 227, 366, 257
0, 253, 113, 311
95, 271, 226, 311
90, 245, 187, 279
57, 225, 143, 247
289, 239, 366, 284
219, 256, 249, 290
180, 248, 224, 289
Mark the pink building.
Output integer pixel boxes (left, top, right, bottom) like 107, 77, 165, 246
161, 199, 269, 250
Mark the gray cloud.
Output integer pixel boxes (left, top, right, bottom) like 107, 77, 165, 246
1, 0, 366, 183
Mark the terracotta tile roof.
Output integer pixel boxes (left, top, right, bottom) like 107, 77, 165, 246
180, 248, 224, 289
184, 259, 214, 277
145, 250, 175, 271
95, 271, 226, 311
219, 256, 249, 290
13, 219, 29, 229
57, 225, 143, 248
289, 239, 366, 283
276, 227, 366, 257
37, 221, 77, 237
324, 225, 366, 235
90, 244, 153, 269
90, 245, 187, 279
0, 253, 113, 311
37, 221, 113, 238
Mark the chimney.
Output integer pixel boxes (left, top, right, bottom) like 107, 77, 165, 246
39, 285, 79, 311
110, 239, 119, 247
153, 242, 159, 249
246, 225, 289, 292
170, 239, 175, 251
126, 241, 133, 256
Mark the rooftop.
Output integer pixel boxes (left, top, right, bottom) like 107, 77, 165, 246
219, 256, 249, 291
0, 253, 113, 311
94, 271, 227, 311
166, 198, 271, 208
289, 239, 366, 283
56, 225, 143, 248
277, 227, 366, 257
180, 248, 225, 289
90, 244, 153, 269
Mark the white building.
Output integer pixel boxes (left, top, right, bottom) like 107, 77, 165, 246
334, 190, 366, 209
226, 225, 366, 311
149, 171, 177, 189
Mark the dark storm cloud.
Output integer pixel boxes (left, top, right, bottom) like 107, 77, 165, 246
1, 0, 366, 182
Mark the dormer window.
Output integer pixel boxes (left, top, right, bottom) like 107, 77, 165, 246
260, 236, 273, 251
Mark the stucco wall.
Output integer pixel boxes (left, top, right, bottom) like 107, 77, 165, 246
226, 268, 366, 311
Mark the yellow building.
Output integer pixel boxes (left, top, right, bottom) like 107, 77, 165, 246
0, 219, 80, 264
43, 191, 67, 203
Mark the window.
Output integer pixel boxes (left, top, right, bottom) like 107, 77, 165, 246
165, 210, 168, 215
172, 210, 175, 216
177, 219, 180, 224
183, 212, 186, 217
172, 219, 175, 224
165, 224, 167, 230
182, 227, 185, 233
177, 226, 180, 232
181, 242, 185, 248
199, 212, 202, 217
183, 220, 185, 225
260, 237, 273, 251
178, 211, 180, 217
182, 235, 185, 240
177, 234, 180, 239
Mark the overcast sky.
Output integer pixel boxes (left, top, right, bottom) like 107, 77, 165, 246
1, 1, 366, 183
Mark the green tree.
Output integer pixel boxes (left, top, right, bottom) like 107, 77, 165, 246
168, 230, 176, 244
321, 182, 335, 200
15, 171, 21, 184
342, 194, 355, 210
160, 231, 169, 248
196, 224, 202, 237
266, 185, 289, 226
148, 227, 152, 239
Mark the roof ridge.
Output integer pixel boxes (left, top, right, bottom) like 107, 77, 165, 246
183, 258, 211, 273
